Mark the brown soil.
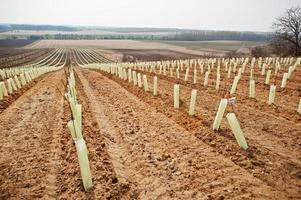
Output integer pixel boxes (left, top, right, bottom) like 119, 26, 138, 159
87, 66, 301, 199
25, 40, 223, 56
116, 49, 201, 62
0, 70, 68, 199
0, 50, 300, 199
72, 67, 290, 199
0, 73, 51, 113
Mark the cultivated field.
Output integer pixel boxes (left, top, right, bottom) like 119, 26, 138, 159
26, 39, 228, 57
161, 40, 267, 54
0, 44, 300, 199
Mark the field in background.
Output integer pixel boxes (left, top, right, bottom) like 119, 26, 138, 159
161, 40, 267, 54
24, 39, 237, 57
0, 39, 268, 62
0, 39, 36, 48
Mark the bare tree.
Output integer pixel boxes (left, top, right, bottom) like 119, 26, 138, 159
273, 6, 301, 55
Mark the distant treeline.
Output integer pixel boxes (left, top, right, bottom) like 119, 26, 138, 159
26, 34, 155, 40
0, 24, 77, 33
22, 31, 270, 41
0, 24, 179, 33
89, 27, 182, 33
1, 24, 271, 42
163, 30, 271, 41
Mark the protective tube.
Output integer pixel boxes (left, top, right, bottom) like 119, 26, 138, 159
20, 74, 27, 86
133, 71, 137, 86
128, 69, 132, 83
14, 76, 21, 89
67, 120, 77, 139
7, 79, 13, 94
143, 75, 149, 92
153, 76, 158, 96
230, 76, 240, 95
174, 84, 180, 108
227, 66, 232, 78
250, 68, 254, 80
10, 78, 17, 91
265, 70, 271, 85
213, 99, 228, 130
0, 82, 8, 96
226, 113, 248, 150
123, 68, 127, 80
268, 85, 276, 105
249, 80, 255, 98
0, 86, 3, 100
216, 73, 220, 90
184, 68, 189, 82
75, 138, 93, 191
281, 73, 288, 88
137, 73, 142, 88
204, 71, 209, 87
193, 69, 197, 84
188, 89, 197, 116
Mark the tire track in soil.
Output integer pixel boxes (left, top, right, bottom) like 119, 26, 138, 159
75, 67, 284, 199
0, 70, 67, 199
90, 68, 301, 199
74, 69, 139, 199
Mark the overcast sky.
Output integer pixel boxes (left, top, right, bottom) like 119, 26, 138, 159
0, 0, 300, 32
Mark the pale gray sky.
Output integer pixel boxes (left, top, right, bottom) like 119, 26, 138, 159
0, 0, 300, 31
